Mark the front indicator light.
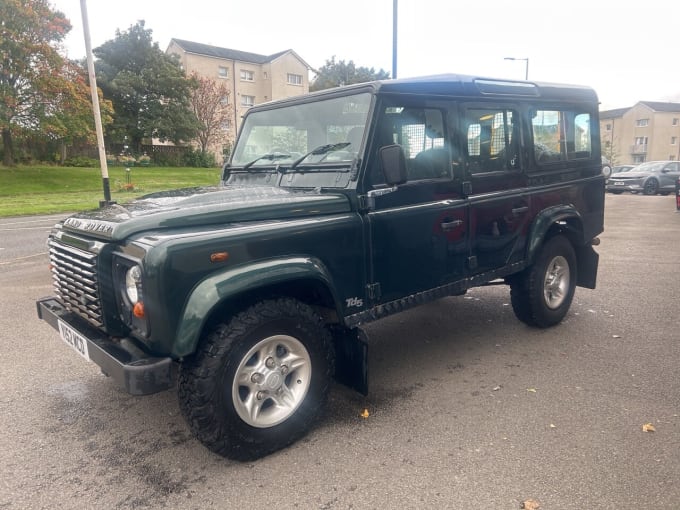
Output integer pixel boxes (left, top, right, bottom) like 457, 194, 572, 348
210, 251, 229, 263
133, 301, 145, 318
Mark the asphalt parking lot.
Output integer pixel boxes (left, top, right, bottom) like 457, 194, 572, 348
1, 194, 679, 509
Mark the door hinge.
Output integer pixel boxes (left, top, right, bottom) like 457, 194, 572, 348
366, 282, 381, 301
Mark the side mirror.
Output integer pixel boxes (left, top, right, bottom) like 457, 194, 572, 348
379, 144, 408, 185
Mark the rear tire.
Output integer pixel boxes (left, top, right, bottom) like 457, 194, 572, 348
510, 235, 577, 328
178, 298, 334, 461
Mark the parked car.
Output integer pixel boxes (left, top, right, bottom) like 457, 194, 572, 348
612, 164, 636, 174
36, 74, 605, 461
606, 161, 680, 195
605, 165, 636, 187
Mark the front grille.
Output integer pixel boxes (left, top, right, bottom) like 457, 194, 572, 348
49, 239, 103, 327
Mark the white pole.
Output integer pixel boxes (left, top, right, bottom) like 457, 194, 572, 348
80, 0, 112, 205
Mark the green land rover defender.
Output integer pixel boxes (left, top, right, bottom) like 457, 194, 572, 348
37, 74, 605, 460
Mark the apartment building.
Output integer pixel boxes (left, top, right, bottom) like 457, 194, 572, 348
166, 39, 311, 160
600, 102, 680, 165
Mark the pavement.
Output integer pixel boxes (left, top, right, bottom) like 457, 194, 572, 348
0, 194, 679, 509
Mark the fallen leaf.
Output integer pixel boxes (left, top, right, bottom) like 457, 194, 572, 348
549, 423, 556, 429
493, 385, 502, 391
527, 388, 537, 393
521, 498, 541, 509
612, 334, 621, 339
642, 423, 656, 432
360, 408, 370, 419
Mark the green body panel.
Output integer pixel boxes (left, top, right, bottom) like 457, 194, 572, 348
173, 256, 337, 357
61, 185, 353, 241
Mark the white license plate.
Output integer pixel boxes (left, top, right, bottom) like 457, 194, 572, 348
614, 181, 624, 185
58, 320, 91, 361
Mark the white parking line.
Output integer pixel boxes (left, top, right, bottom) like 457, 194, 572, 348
0, 226, 55, 231
0, 217, 62, 225
0, 251, 48, 265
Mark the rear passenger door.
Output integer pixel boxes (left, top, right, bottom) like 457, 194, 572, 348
463, 104, 531, 276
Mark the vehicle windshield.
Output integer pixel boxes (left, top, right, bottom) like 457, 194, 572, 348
230, 92, 372, 169
633, 162, 665, 173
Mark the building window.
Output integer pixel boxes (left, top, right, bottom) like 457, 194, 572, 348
635, 136, 648, 145
673, 118, 679, 126
636, 119, 649, 127
287, 73, 303, 86
672, 136, 677, 145
240, 69, 254, 81
220, 95, 229, 105
218, 66, 228, 78
220, 120, 232, 130
241, 95, 255, 107
264, 72, 268, 79
605, 123, 612, 131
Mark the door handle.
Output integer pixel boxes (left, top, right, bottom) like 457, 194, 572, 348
512, 206, 529, 215
441, 219, 463, 231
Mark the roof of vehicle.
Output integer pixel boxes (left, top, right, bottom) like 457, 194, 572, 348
375, 74, 599, 102
628, 161, 676, 172
250, 74, 599, 111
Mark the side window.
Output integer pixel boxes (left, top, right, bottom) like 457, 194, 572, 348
465, 108, 519, 173
532, 109, 592, 165
375, 106, 450, 183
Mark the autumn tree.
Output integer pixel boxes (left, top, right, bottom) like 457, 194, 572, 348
93, 21, 199, 153
43, 60, 114, 163
310, 56, 390, 92
0, 0, 71, 165
189, 74, 233, 155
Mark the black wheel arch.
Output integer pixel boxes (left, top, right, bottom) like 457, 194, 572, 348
202, 277, 341, 336
526, 206, 598, 289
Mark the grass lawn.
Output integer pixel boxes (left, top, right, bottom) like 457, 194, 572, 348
0, 165, 222, 217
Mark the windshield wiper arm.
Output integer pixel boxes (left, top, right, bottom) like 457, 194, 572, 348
290, 143, 351, 169
242, 152, 291, 171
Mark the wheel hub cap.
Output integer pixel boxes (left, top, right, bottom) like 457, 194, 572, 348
231, 334, 311, 428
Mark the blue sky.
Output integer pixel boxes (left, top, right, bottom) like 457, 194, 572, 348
52, 0, 680, 110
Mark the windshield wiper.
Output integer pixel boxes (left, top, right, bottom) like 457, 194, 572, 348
242, 152, 291, 171
289, 143, 351, 170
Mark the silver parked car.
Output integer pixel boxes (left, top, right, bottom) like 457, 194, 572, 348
611, 164, 636, 174
606, 161, 680, 195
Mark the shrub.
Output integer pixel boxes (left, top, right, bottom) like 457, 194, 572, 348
117, 155, 136, 166
64, 156, 100, 167
183, 149, 216, 168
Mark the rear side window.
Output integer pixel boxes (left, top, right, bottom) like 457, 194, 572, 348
532, 109, 593, 165
465, 108, 519, 173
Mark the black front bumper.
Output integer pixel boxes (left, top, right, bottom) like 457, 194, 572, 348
36, 297, 176, 395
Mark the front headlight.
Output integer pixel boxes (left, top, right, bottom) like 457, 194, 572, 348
114, 254, 149, 336
125, 265, 142, 303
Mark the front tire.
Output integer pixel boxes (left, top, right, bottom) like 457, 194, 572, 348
510, 235, 577, 328
643, 178, 659, 195
178, 298, 334, 461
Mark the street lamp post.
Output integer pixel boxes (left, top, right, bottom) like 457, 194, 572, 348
504, 57, 529, 80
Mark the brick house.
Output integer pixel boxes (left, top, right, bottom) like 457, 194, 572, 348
600, 102, 680, 165
166, 39, 311, 162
